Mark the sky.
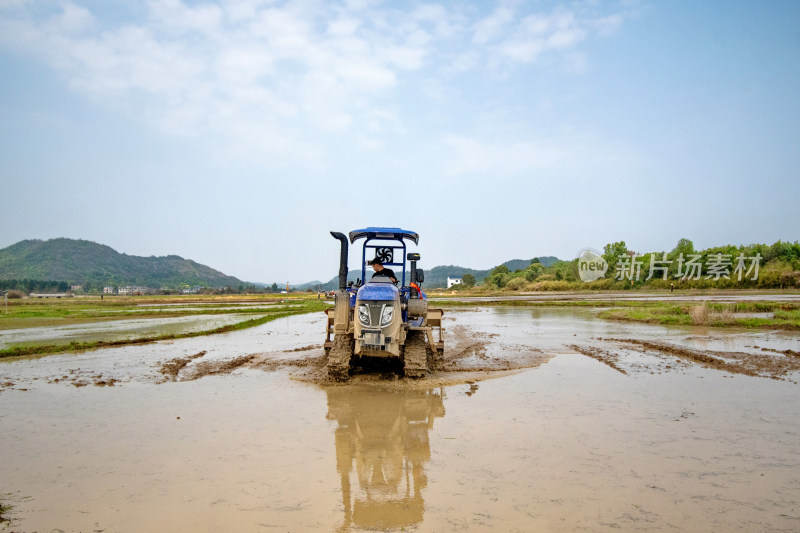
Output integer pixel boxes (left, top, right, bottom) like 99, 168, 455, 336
1, 0, 799, 284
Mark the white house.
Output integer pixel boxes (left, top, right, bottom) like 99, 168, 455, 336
103, 286, 115, 294
118, 286, 149, 295
447, 277, 463, 289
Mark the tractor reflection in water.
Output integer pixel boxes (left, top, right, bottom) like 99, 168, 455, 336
326, 387, 446, 531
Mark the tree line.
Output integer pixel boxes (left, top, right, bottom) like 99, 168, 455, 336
454, 239, 800, 291
0, 279, 70, 293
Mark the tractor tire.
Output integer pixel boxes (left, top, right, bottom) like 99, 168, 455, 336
403, 330, 430, 379
327, 333, 353, 381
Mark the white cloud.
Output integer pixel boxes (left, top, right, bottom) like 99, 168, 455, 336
327, 16, 361, 37
493, 9, 587, 63
0, 0, 632, 164
594, 14, 623, 36
473, 6, 514, 45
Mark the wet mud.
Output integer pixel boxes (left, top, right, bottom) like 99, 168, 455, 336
572, 337, 800, 381
151, 313, 799, 387
758, 346, 800, 357
158, 350, 207, 382
567, 344, 628, 374
1, 306, 799, 532
151, 322, 553, 388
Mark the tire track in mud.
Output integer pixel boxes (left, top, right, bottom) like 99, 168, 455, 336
612, 338, 800, 379
153, 324, 553, 386
756, 346, 800, 358
567, 345, 628, 375
570, 338, 800, 381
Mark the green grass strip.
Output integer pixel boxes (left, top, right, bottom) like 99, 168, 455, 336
597, 306, 800, 330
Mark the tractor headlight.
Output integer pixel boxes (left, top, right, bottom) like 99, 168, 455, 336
358, 304, 371, 326
380, 305, 394, 326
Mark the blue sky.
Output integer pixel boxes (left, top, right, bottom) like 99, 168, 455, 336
1, 0, 798, 284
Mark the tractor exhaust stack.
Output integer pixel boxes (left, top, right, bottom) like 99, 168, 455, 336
330, 232, 349, 290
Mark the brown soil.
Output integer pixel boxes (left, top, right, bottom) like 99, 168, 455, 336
157, 351, 207, 382
185, 354, 256, 380
149, 322, 798, 387
282, 344, 319, 352
759, 346, 800, 358
152, 323, 553, 387
567, 345, 627, 375
602, 338, 800, 380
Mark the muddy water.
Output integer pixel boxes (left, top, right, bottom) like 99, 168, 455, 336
439, 292, 800, 303
1, 308, 799, 531
0, 314, 249, 349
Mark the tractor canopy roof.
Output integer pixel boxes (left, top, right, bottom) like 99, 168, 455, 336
348, 227, 419, 245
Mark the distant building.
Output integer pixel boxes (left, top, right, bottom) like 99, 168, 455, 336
103, 286, 115, 294
447, 277, 462, 289
70, 285, 82, 291
181, 286, 203, 294
30, 293, 70, 298
118, 286, 150, 295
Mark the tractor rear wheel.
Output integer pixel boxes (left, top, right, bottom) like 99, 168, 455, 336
327, 333, 353, 381
403, 330, 430, 378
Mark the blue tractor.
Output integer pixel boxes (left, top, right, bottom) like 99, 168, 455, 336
325, 228, 445, 380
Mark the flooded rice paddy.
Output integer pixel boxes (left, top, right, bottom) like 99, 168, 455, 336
0, 314, 248, 349
1, 306, 799, 531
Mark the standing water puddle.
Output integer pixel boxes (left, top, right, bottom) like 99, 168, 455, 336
0, 314, 249, 349
0, 307, 799, 531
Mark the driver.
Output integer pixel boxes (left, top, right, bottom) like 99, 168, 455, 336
369, 258, 398, 283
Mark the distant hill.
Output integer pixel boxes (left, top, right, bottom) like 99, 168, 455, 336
0, 238, 245, 289
499, 256, 560, 271
296, 256, 561, 290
